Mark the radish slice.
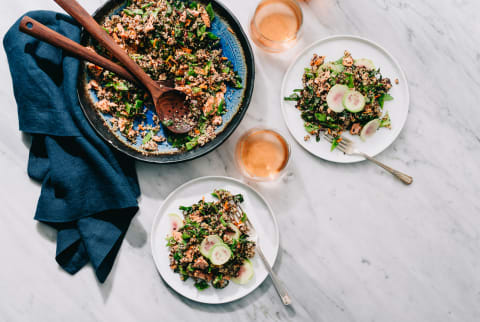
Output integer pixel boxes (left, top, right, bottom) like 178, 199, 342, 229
326, 84, 349, 113
343, 90, 365, 113
231, 259, 254, 284
209, 244, 232, 265
360, 119, 381, 141
224, 223, 241, 240
199, 235, 223, 258
168, 213, 184, 232
354, 58, 375, 70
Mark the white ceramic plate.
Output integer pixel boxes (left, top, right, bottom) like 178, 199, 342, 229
281, 35, 410, 163
151, 176, 279, 304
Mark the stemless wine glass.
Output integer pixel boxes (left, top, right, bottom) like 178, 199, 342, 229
249, 0, 303, 52
235, 128, 291, 181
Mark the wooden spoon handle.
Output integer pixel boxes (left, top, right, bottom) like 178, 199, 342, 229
19, 16, 138, 85
54, 0, 158, 93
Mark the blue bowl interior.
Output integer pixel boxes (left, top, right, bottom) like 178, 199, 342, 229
85, 1, 248, 155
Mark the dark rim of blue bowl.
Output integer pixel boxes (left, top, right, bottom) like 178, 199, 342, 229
77, 0, 255, 164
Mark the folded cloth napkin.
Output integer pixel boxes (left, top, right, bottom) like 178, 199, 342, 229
3, 11, 140, 283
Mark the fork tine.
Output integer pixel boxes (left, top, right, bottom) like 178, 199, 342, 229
340, 136, 353, 144
337, 139, 349, 148
229, 200, 243, 222
324, 135, 347, 152
322, 133, 353, 152
335, 143, 347, 152
236, 204, 253, 229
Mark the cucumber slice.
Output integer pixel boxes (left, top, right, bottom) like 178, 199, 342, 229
224, 223, 241, 240
354, 58, 375, 70
168, 213, 184, 232
360, 119, 381, 141
199, 235, 223, 258
343, 90, 365, 113
231, 259, 254, 285
322, 62, 344, 74
326, 84, 349, 113
209, 244, 232, 265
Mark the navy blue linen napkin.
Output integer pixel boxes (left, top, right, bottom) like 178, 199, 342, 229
3, 11, 140, 283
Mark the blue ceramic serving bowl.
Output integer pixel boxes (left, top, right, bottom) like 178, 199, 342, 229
77, 0, 254, 163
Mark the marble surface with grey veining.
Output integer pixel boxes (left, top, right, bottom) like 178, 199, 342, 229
1, 0, 480, 321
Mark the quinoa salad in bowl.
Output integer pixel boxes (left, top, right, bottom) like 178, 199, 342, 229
166, 189, 256, 290
284, 50, 397, 150
80, 0, 253, 159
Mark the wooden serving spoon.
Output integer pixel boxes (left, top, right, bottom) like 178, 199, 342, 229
54, 0, 192, 134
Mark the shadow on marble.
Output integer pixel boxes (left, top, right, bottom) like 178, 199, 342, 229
21, 132, 31, 149
154, 244, 297, 319
35, 221, 57, 242
125, 212, 148, 249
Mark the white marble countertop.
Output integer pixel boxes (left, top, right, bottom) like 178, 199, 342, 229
1, 0, 480, 321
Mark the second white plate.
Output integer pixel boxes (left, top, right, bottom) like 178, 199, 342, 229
281, 35, 410, 163
151, 176, 279, 304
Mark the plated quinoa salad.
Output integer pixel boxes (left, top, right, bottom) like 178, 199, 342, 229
166, 189, 256, 290
285, 50, 395, 150
87, 0, 242, 152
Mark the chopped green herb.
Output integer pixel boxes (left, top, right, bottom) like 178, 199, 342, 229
284, 93, 300, 101
125, 102, 133, 115
330, 136, 340, 151
314, 113, 326, 122
179, 206, 192, 212
346, 73, 354, 88
166, 3, 173, 16
234, 80, 243, 89
105, 81, 129, 91
123, 8, 143, 16
165, 236, 176, 247
142, 130, 155, 144
206, 3, 215, 21
163, 119, 174, 127
241, 212, 247, 222
194, 280, 209, 290
135, 99, 143, 110
205, 60, 212, 73
378, 93, 394, 108
185, 138, 198, 150
234, 194, 244, 203
206, 32, 218, 40
217, 98, 225, 115
220, 216, 227, 227
305, 123, 319, 133
197, 24, 206, 37
379, 112, 391, 128
173, 252, 182, 261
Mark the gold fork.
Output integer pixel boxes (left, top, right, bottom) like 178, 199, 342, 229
324, 133, 413, 185
229, 201, 292, 305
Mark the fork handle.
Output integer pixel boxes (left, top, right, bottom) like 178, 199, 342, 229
257, 247, 292, 305
360, 153, 413, 185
